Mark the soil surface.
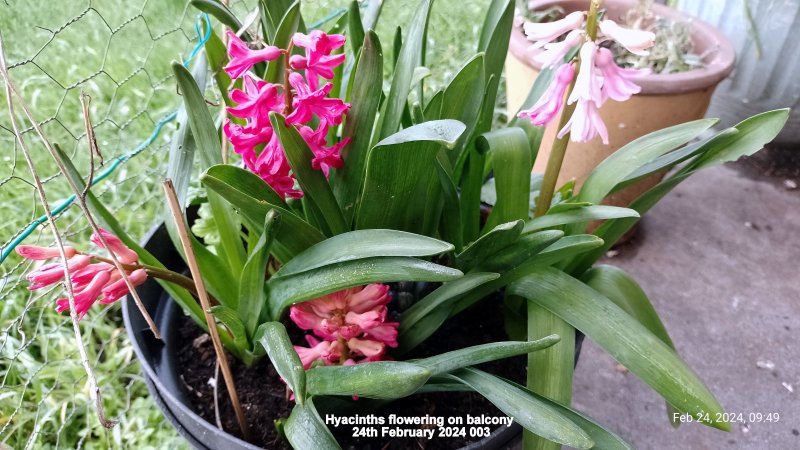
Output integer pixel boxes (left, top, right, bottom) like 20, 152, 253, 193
176, 290, 526, 450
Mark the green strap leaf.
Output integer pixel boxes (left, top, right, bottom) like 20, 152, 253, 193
398, 272, 500, 353
333, 31, 383, 225
347, 0, 365, 52
581, 264, 681, 427
209, 305, 250, 355
257, 322, 307, 405
413, 337, 559, 376
201, 165, 325, 262
507, 267, 729, 431
190, 0, 243, 33
448, 368, 594, 449
355, 120, 466, 233
455, 220, 523, 271
270, 113, 348, 236
275, 229, 453, 277
440, 54, 486, 164
239, 210, 279, 332
306, 362, 431, 399
522, 205, 639, 234
264, 1, 301, 83
375, 0, 434, 139
203, 28, 236, 108
285, 398, 341, 450
478, 128, 532, 230
267, 257, 463, 319
476, 230, 563, 272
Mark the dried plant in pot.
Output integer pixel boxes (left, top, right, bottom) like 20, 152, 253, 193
507, 0, 736, 211
12, 0, 789, 449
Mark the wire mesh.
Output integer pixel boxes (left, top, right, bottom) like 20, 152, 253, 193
0, 0, 492, 447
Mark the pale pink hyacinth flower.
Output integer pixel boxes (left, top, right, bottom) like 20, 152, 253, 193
17, 229, 148, 319
517, 62, 575, 126
290, 284, 399, 369
534, 29, 584, 69
558, 97, 609, 144
599, 20, 656, 56
223, 31, 282, 79
595, 47, 649, 102
567, 41, 603, 106
523, 11, 585, 48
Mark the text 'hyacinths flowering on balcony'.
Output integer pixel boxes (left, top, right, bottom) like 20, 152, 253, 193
222, 30, 351, 199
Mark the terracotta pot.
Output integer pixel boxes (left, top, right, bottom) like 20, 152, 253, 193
507, 0, 736, 208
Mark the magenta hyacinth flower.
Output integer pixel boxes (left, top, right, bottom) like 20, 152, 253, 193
286, 72, 350, 126
290, 30, 347, 90
227, 76, 284, 128
517, 62, 575, 126
298, 123, 348, 175
223, 31, 282, 79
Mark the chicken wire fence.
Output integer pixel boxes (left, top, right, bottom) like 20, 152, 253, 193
0, 0, 490, 447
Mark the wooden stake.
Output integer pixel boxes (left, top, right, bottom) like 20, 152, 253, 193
162, 179, 251, 441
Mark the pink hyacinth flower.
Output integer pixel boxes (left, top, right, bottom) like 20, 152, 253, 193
599, 20, 656, 56
559, 98, 609, 145
224, 30, 282, 79
26, 255, 91, 290
347, 337, 385, 359
297, 124, 347, 176
363, 322, 399, 348
523, 11, 585, 48
533, 29, 584, 69
16, 245, 76, 260
567, 41, 603, 106
101, 269, 147, 304
227, 75, 283, 128
223, 119, 273, 168
518, 62, 575, 126
285, 72, 350, 126
91, 229, 139, 264
55, 269, 111, 318
290, 31, 347, 90
595, 47, 649, 102
294, 335, 343, 369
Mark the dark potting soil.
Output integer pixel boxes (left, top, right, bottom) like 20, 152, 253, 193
176, 291, 525, 449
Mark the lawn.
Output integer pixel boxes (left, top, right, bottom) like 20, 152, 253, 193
0, 0, 490, 447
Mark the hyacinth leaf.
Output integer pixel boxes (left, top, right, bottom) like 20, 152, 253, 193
355, 120, 466, 233
439, 54, 485, 164
267, 257, 463, 318
507, 267, 729, 431
203, 29, 235, 108
258, 0, 277, 43
190, 0, 243, 35
397, 307, 451, 355
477, 230, 563, 272
285, 398, 341, 450
522, 206, 639, 234
209, 305, 250, 353
376, 0, 434, 139
397, 272, 500, 352
458, 146, 486, 245
455, 220, 523, 271
265, 1, 301, 83
257, 322, 307, 404
275, 229, 453, 277
334, 31, 383, 225
434, 152, 463, 251
239, 210, 279, 334
200, 165, 325, 261
475, 0, 513, 134
566, 109, 790, 275
581, 264, 681, 427
414, 337, 560, 376
574, 118, 718, 213
269, 113, 349, 237
55, 145, 209, 328
347, 0, 365, 52
306, 362, 431, 399
478, 128, 532, 230
449, 369, 594, 449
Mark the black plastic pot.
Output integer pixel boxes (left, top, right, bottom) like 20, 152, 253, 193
123, 222, 582, 450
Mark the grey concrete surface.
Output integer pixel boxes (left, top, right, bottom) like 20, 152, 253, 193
570, 163, 800, 449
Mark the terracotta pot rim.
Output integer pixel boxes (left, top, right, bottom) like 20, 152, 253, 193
510, 0, 736, 94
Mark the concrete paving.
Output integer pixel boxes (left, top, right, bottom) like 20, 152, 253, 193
570, 162, 800, 449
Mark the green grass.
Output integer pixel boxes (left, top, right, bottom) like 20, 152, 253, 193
0, 0, 490, 448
